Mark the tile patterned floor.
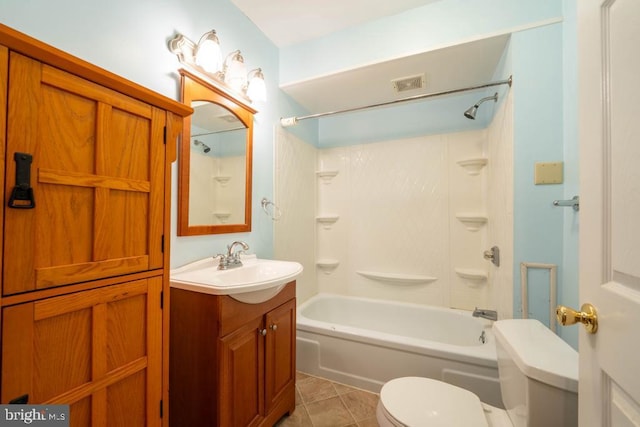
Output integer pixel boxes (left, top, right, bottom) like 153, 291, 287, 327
275, 372, 380, 427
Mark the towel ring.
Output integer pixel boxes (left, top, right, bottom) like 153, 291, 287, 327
261, 198, 282, 221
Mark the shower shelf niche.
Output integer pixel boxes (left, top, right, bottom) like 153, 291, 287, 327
356, 271, 437, 285
316, 215, 339, 229
213, 175, 231, 186
316, 259, 340, 274
454, 268, 488, 281
213, 212, 231, 223
316, 170, 339, 184
455, 214, 488, 232
456, 158, 488, 176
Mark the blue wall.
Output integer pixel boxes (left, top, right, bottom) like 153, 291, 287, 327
317, 91, 492, 148
511, 23, 565, 328
560, 0, 579, 348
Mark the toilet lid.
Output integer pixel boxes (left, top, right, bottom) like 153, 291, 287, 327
379, 377, 488, 427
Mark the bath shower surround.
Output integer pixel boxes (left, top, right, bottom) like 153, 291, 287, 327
277, 126, 501, 309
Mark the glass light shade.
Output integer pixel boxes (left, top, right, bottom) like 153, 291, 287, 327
246, 69, 267, 102
224, 51, 247, 91
194, 30, 222, 73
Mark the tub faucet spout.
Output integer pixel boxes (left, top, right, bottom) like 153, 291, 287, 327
472, 307, 498, 321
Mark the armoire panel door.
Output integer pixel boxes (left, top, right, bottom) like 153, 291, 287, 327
0, 277, 163, 427
3, 52, 166, 295
0, 44, 7, 305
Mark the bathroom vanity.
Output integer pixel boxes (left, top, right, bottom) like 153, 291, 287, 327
169, 281, 296, 427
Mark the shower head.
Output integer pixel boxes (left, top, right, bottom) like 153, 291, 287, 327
194, 140, 211, 153
463, 105, 479, 120
464, 92, 499, 120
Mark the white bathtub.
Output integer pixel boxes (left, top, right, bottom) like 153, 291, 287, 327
296, 293, 503, 407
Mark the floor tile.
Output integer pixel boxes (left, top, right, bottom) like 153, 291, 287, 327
357, 417, 380, 427
296, 371, 312, 382
340, 390, 379, 422
305, 396, 356, 427
297, 376, 338, 404
332, 381, 355, 395
285, 372, 380, 427
295, 387, 303, 406
275, 404, 313, 427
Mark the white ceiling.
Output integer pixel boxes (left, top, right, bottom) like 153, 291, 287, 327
230, 0, 510, 117
230, 0, 444, 47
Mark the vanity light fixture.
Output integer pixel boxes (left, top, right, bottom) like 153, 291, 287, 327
223, 50, 247, 91
168, 31, 266, 103
194, 30, 222, 73
246, 68, 266, 102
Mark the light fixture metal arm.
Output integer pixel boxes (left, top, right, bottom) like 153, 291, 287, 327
168, 34, 196, 65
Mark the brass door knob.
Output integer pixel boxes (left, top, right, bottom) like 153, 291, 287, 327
556, 303, 598, 334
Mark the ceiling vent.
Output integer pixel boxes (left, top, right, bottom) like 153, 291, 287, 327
391, 74, 426, 93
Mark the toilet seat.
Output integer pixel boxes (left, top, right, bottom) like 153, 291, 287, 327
378, 377, 489, 427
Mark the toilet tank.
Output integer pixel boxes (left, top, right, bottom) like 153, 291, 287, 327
493, 319, 578, 427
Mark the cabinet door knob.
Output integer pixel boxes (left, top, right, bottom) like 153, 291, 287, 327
258, 328, 267, 336
270, 324, 278, 331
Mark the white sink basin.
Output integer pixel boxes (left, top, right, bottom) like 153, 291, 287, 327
170, 255, 303, 303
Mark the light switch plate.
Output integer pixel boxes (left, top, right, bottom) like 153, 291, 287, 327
534, 162, 563, 184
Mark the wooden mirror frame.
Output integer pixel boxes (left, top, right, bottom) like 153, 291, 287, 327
177, 69, 256, 235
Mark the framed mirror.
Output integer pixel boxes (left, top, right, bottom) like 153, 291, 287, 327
178, 69, 256, 235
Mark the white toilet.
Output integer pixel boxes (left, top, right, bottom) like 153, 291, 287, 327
376, 319, 578, 427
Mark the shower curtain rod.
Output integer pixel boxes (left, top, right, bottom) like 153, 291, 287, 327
280, 75, 512, 127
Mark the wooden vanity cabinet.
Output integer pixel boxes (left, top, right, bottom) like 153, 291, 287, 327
0, 24, 191, 427
170, 282, 296, 427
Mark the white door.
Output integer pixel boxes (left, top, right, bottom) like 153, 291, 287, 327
577, 0, 640, 425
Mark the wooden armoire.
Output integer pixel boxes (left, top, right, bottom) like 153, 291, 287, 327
0, 24, 192, 426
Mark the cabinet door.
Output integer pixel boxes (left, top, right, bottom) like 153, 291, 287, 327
0, 44, 7, 300
264, 299, 296, 414
3, 52, 166, 295
219, 316, 264, 427
1, 277, 163, 427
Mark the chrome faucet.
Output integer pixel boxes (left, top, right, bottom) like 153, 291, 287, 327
472, 307, 498, 321
217, 241, 249, 270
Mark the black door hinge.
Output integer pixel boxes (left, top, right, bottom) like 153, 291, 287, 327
9, 394, 29, 404
160, 399, 163, 418
160, 291, 164, 310
163, 127, 167, 145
